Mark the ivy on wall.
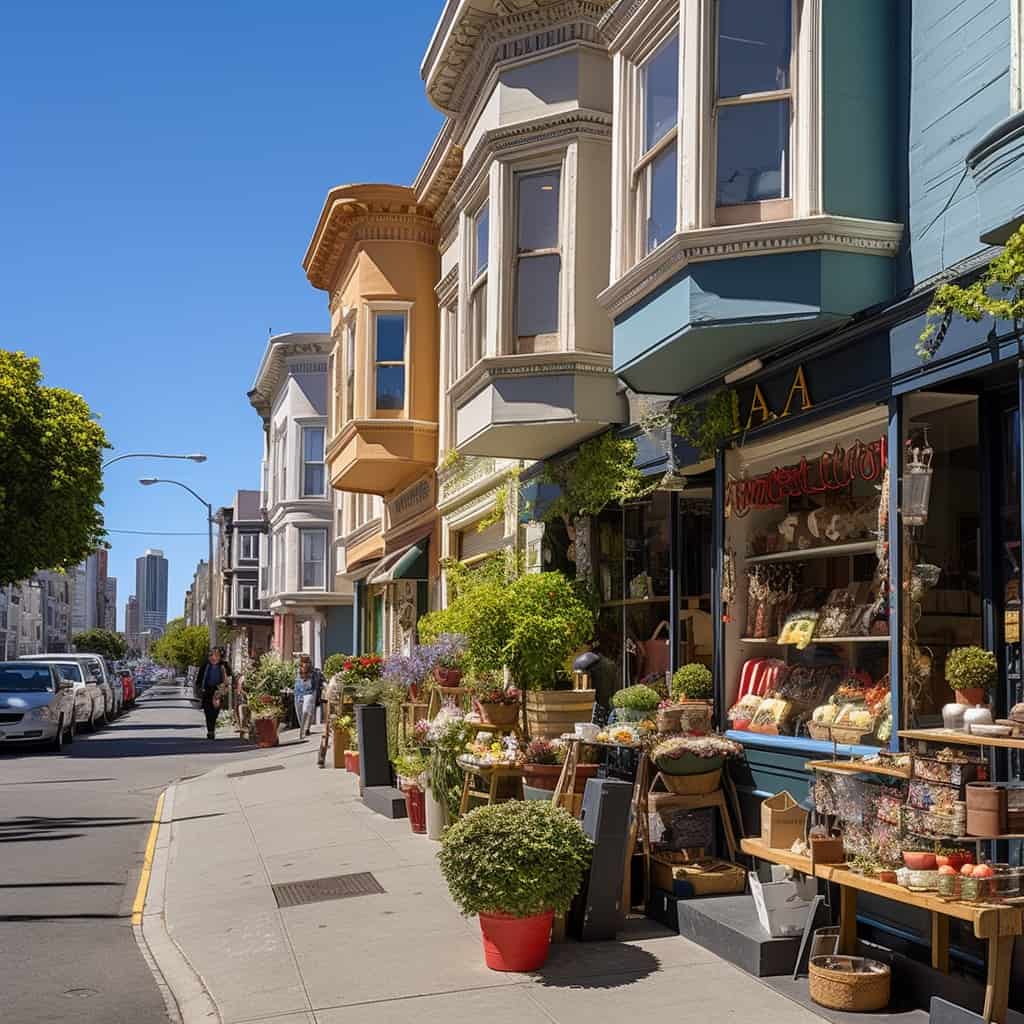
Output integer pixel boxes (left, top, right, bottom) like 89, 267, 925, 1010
641, 388, 740, 460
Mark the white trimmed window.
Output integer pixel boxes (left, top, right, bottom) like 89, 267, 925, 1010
635, 33, 679, 255
345, 317, 356, 421
469, 202, 488, 370
238, 582, 257, 612
514, 168, 561, 352
240, 533, 259, 563
275, 428, 287, 503
301, 426, 326, 497
713, 0, 795, 223
300, 529, 327, 590
372, 310, 408, 413
273, 530, 285, 594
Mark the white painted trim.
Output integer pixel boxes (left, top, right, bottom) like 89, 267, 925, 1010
364, 300, 414, 418
1014, 0, 1023, 112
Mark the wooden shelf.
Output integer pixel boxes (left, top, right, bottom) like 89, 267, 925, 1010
806, 758, 912, 780
739, 635, 890, 645
899, 728, 1024, 751
745, 541, 878, 564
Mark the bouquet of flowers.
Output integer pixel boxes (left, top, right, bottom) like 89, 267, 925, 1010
340, 654, 384, 699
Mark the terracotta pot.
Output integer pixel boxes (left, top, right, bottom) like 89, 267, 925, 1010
955, 688, 988, 706
344, 750, 360, 773
477, 700, 519, 728
522, 762, 598, 793
434, 667, 463, 687
253, 717, 279, 748
902, 851, 937, 870
967, 783, 1007, 837
403, 783, 427, 834
478, 910, 553, 971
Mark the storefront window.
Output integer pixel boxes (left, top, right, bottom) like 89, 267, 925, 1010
723, 407, 891, 747
901, 394, 982, 726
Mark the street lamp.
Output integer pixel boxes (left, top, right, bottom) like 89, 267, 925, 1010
139, 479, 219, 687
104, 452, 207, 470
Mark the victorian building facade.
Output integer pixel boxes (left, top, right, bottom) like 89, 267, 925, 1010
248, 332, 354, 663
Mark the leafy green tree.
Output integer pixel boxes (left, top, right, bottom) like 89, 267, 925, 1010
73, 628, 127, 661
0, 351, 109, 585
151, 624, 212, 672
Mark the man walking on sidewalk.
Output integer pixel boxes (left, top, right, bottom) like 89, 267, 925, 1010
294, 654, 324, 739
195, 648, 231, 740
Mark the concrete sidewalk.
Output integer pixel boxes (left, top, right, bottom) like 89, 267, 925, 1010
142, 732, 830, 1024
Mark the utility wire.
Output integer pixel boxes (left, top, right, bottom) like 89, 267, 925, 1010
106, 529, 207, 536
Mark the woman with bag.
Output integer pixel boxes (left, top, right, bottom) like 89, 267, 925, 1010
196, 648, 231, 740
294, 654, 324, 739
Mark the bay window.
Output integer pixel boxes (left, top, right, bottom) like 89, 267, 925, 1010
300, 528, 327, 590
301, 426, 325, 497
373, 311, 407, 413
240, 532, 258, 562
636, 33, 679, 254
514, 168, 561, 351
470, 202, 488, 369
238, 582, 257, 612
345, 318, 356, 422
714, 0, 794, 220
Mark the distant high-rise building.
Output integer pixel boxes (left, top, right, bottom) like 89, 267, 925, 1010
70, 552, 100, 634
103, 578, 117, 633
135, 549, 168, 637
125, 595, 140, 650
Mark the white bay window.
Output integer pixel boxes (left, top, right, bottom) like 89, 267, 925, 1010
469, 202, 488, 370
636, 33, 679, 255
514, 168, 561, 352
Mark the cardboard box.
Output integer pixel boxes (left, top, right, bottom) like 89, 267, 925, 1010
749, 866, 818, 938
761, 790, 807, 850
652, 856, 746, 897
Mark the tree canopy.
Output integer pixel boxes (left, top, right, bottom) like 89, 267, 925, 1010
0, 351, 109, 586
73, 628, 126, 661
150, 618, 235, 671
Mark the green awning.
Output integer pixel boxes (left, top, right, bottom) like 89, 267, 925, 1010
368, 537, 429, 585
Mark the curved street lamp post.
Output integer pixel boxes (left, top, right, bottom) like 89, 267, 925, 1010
104, 452, 207, 470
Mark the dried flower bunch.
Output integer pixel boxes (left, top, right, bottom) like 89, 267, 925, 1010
652, 734, 744, 761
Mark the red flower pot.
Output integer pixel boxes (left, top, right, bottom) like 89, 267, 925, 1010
955, 688, 987, 706
477, 700, 519, 728
344, 751, 360, 773
403, 783, 426, 834
522, 763, 599, 793
434, 667, 463, 687
253, 717, 279, 748
478, 910, 554, 972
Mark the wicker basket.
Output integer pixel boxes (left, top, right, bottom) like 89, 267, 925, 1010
809, 956, 891, 1012
656, 706, 683, 733
660, 768, 722, 795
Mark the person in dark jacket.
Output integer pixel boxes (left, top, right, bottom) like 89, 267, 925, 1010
195, 648, 231, 740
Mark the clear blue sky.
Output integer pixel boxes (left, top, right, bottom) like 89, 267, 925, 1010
1, 2, 444, 628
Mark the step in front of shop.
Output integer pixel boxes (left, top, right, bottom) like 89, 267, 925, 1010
362, 785, 407, 819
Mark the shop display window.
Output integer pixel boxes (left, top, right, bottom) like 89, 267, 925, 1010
722, 407, 892, 747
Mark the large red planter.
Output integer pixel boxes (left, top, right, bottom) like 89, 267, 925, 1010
344, 750, 360, 773
434, 667, 463, 687
253, 717, 279, 748
403, 783, 427, 833
478, 910, 554, 971
522, 763, 599, 793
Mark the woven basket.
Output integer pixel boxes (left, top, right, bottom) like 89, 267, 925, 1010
809, 957, 890, 1012
657, 706, 684, 733
661, 768, 722, 795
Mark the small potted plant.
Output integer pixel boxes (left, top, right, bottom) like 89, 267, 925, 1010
393, 748, 429, 834
611, 684, 662, 723
245, 653, 293, 747
332, 714, 353, 769
431, 633, 467, 688
439, 800, 592, 971
651, 734, 743, 794
340, 654, 385, 702
945, 646, 998, 706
522, 738, 599, 794
344, 727, 360, 774
383, 647, 434, 702
470, 679, 522, 729
671, 663, 713, 732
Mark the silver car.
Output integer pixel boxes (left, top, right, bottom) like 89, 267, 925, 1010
0, 661, 76, 751
46, 660, 105, 732
22, 653, 116, 721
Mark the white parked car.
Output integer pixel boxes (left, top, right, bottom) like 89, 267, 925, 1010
0, 661, 76, 751
43, 659, 105, 732
22, 653, 119, 721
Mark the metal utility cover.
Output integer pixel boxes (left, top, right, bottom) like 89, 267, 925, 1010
272, 872, 385, 908
226, 765, 286, 779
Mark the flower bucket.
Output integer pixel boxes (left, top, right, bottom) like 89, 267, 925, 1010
478, 910, 554, 972
344, 750, 360, 774
254, 717, 279, 748
403, 783, 427, 834
477, 700, 519, 729
522, 762, 599, 793
434, 667, 463, 687
656, 752, 724, 776
425, 785, 447, 839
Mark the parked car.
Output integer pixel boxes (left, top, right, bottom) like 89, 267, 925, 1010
119, 670, 136, 705
21, 653, 117, 721
46, 659, 105, 732
0, 661, 76, 751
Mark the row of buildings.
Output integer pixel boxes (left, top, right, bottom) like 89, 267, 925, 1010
223, 0, 1024, 982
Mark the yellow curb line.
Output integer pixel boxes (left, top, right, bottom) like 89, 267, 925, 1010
131, 789, 166, 926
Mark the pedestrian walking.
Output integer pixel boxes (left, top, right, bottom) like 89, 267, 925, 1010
294, 654, 324, 739
195, 648, 231, 740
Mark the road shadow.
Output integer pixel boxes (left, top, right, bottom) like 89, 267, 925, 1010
0, 812, 223, 842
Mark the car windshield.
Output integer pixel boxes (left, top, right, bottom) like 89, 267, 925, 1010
53, 663, 83, 683
0, 666, 54, 692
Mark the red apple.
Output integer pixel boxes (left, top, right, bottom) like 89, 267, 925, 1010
973, 864, 994, 879
961, 863, 976, 876
938, 865, 957, 876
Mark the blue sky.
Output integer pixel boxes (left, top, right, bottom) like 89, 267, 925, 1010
1, 2, 444, 627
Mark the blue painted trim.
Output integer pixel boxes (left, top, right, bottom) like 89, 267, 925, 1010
726, 730, 880, 759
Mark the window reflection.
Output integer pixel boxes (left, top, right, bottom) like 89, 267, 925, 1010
717, 100, 791, 205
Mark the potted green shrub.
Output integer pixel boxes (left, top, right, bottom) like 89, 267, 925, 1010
651, 734, 744, 794
611, 684, 662, 723
245, 653, 293, 747
945, 646, 998, 706
439, 800, 592, 971
669, 663, 714, 733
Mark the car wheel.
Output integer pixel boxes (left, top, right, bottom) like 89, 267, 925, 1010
51, 718, 64, 753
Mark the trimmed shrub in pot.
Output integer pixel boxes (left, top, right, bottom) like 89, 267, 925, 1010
611, 684, 662, 723
671, 663, 713, 701
945, 646, 997, 706
439, 800, 592, 971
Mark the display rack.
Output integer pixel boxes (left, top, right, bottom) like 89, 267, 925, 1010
739, 635, 889, 645
745, 540, 879, 564
899, 728, 1024, 752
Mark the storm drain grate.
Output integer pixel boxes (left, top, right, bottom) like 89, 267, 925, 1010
272, 872, 385, 908
226, 765, 286, 779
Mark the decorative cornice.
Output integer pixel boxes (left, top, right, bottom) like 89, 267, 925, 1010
413, 121, 465, 212
248, 333, 332, 416
597, 216, 906, 319
449, 350, 614, 407
303, 184, 439, 293
436, 264, 460, 304
438, 108, 612, 236
424, 1, 613, 115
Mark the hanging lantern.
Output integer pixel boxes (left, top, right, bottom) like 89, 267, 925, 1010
903, 425, 934, 527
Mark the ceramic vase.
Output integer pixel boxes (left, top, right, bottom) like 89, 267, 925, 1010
963, 706, 994, 732
941, 703, 967, 731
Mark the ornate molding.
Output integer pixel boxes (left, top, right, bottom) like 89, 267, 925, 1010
598, 216, 906, 319
449, 350, 615, 408
248, 333, 332, 415
425, 1, 613, 114
435, 264, 460, 304
437, 108, 612, 236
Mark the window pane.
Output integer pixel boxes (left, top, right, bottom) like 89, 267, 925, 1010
471, 282, 486, 364
303, 427, 324, 462
516, 170, 560, 251
376, 365, 405, 410
716, 100, 790, 205
375, 314, 405, 362
516, 254, 560, 336
646, 141, 677, 253
475, 204, 489, 277
718, 0, 791, 98
304, 464, 325, 496
644, 34, 679, 151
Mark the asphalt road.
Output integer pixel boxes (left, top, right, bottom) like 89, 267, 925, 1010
0, 682, 280, 1024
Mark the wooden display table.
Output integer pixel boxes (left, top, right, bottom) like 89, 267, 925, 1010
456, 758, 524, 814
742, 836, 1022, 1023
899, 727, 1024, 751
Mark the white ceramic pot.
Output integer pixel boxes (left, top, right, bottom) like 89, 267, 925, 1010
575, 722, 599, 742
425, 785, 447, 840
941, 703, 967, 731
963, 706, 994, 732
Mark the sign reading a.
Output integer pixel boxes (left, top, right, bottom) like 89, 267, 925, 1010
743, 365, 814, 430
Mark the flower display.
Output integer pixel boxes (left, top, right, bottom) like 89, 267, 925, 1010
652, 734, 744, 761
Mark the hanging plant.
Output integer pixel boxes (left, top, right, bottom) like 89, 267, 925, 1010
669, 389, 740, 459
919, 224, 1024, 360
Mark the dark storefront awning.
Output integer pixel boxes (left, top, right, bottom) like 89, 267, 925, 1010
367, 537, 429, 585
